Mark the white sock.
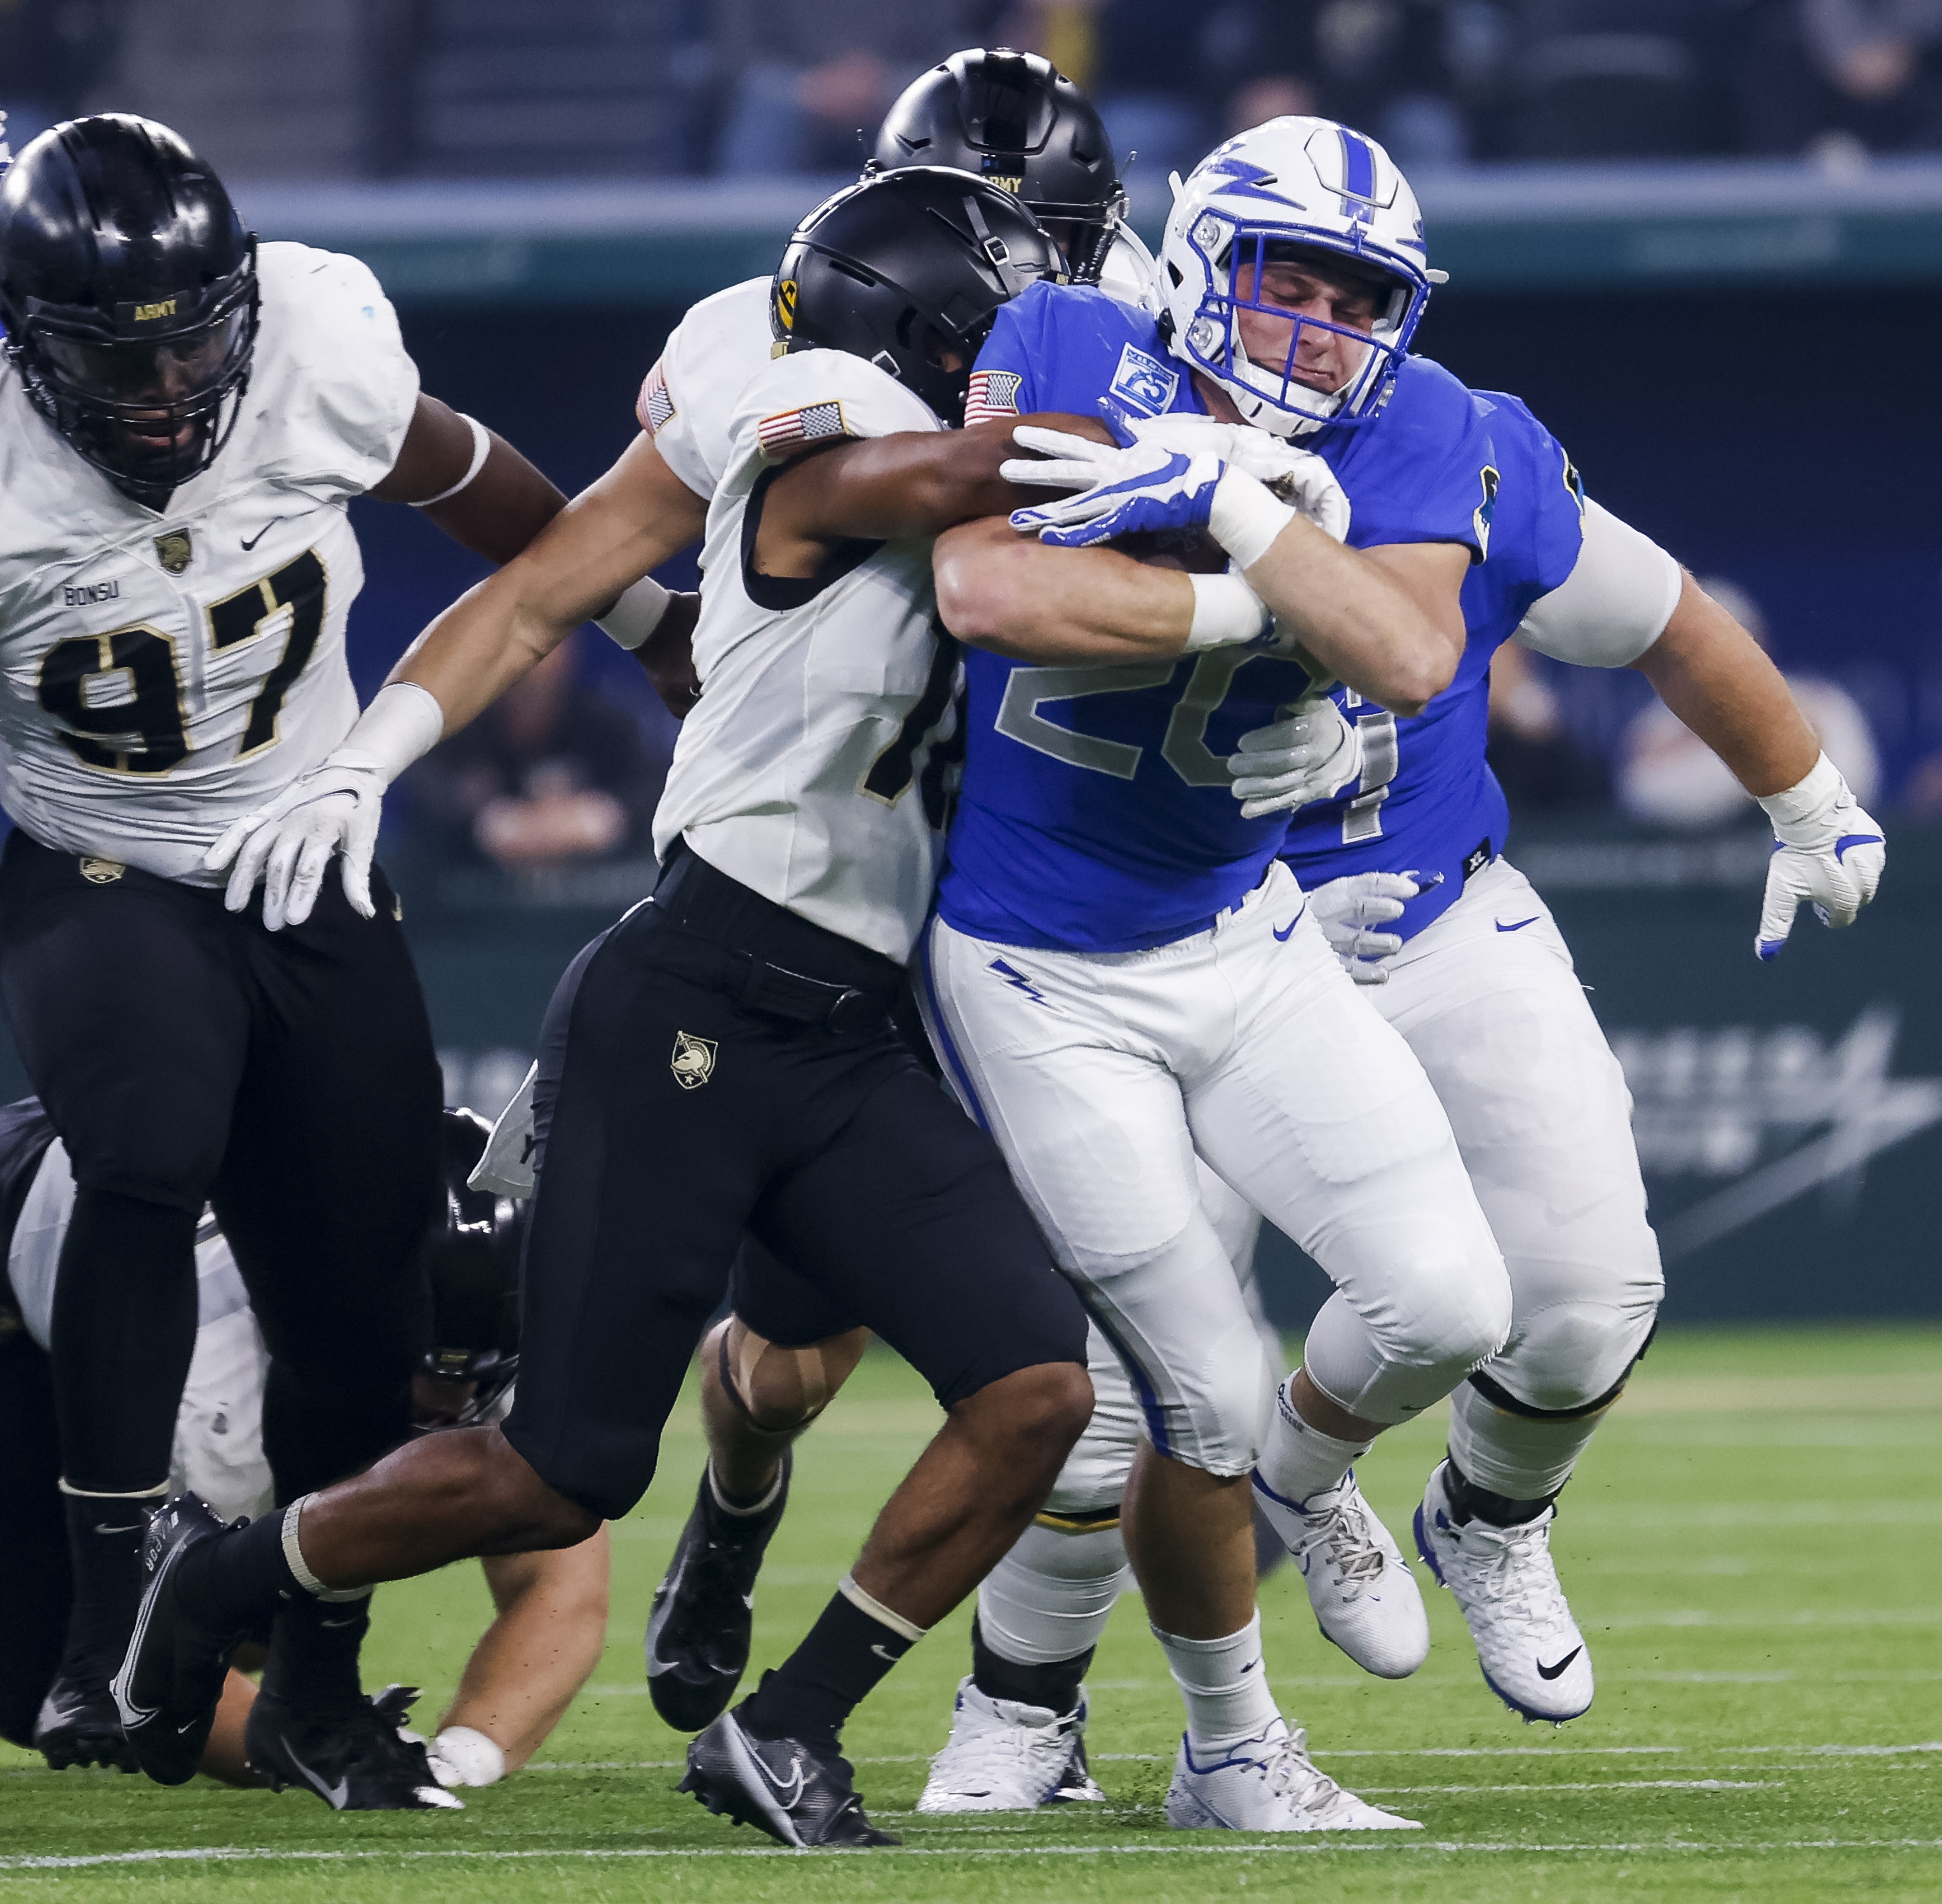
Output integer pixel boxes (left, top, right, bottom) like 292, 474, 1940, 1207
1152, 1612, 1279, 1755
977, 1521, 1132, 1665
1256, 1374, 1373, 1507
1447, 1382, 1601, 1503
429, 1725, 506, 1788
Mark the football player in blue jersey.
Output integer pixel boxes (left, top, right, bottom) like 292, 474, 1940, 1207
915, 118, 1530, 1832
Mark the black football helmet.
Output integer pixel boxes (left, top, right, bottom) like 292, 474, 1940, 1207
772, 166, 1062, 425
872, 49, 1123, 283
0, 114, 259, 504
415, 1108, 525, 1430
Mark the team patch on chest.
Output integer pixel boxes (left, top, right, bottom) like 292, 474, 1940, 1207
153, 529, 194, 576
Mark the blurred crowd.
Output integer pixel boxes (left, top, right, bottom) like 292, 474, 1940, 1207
16, 0, 1942, 186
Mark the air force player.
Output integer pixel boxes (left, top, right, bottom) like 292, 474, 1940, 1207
912, 124, 1887, 1811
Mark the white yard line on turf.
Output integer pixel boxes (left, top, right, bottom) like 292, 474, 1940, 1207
8, 1840, 1942, 1870
1356, 1781, 1779, 1794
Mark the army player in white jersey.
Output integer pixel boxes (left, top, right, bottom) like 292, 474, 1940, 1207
0, 116, 568, 1797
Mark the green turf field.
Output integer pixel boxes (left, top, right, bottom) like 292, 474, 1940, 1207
4, 1322, 1938, 1902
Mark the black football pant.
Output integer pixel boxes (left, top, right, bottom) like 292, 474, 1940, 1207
0, 831, 442, 1506
504, 846, 1086, 1523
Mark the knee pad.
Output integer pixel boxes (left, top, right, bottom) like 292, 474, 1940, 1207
718, 1321, 840, 1436
1487, 1275, 1664, 1417
1300, 1255, 1513, 1429
1041, 1340, 1142, 1520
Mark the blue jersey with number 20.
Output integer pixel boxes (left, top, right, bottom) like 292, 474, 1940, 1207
938, 281, 1497, 954
1277, 390, 1586, 941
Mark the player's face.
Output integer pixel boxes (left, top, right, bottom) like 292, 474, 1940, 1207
37, 310, 248, 472
1232, 254, 1388, 396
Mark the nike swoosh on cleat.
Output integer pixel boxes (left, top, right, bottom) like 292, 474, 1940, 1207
1536, 1647, 1583, 1680
1495, 916, 1541, 933
95, 1523, 143, 1535
753, 1750, 806, 1808
1272, 905, 1307, 942
281, 1737, 351, 1808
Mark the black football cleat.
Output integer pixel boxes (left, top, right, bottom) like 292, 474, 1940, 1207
681, 1703, 897, 1849
110, 1494, 245, 1786
245, 1684, 462, 1811
645, 1454, 791, 1732
34, 1665, 138, 1772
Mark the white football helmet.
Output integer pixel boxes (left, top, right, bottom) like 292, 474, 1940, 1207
1157, 117, 1436, 438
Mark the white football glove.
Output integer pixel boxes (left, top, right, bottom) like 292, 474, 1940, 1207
1309, 872, 1427, 985
468, 1062, 539, 1198
1002, 429, 1226, 547
205, 751, 386, 932
1226, 699, 1363, 818
202, 681, 444, 932
1755, 752, 1886, 961
1110, 412, 1351, 543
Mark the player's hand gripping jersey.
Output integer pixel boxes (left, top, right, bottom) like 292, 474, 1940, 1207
651, 348, 961, 962
0, 243, 418, 884
1278, 391, 1589, 939
941, 281, 1495, 952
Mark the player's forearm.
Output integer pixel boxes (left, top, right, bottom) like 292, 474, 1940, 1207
790, 412, 1106, 543
391, 439, 709, 733
417, 434, 569, 565
1244, 530, 1463, 716
1629, 571, 1819, 798
934, 517, 1196, 661
442, 1527, 610, 1773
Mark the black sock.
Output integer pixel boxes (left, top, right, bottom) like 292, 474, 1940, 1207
738, 1585, 919, 1746
971, 1616, 1092, 1717
262, 1593, 370, 1710
175, 1508, 309, 1628
57, 1493, 153, 1670
1444, 1452, 1559, 1529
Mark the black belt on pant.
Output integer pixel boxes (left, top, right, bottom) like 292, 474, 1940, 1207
642, 922, 896, 1037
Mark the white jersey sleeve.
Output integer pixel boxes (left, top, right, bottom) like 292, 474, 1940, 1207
652, 349, 953, 961
1514, 497, 1683, 668
636, 277, 778, 500
0, 243, 421, 882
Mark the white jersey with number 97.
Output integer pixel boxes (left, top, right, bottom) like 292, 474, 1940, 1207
0, 241, 419, 884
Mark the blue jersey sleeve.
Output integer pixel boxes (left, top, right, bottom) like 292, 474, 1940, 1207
1328, 357, 1497, 558
1478, 390, 1584, 597
968, 287, 1049, 419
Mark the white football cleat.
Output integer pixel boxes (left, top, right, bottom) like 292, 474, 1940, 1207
1252, 1468, 1430, 1678
917, 1677, 1097, 1813
1414, 1459, 1594, 1724
1166, 1720, 1420, 1832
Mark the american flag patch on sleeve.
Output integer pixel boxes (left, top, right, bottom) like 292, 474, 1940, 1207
757, 399, 850, 457
964, 370, 1023, 426
637, 360, 675, 434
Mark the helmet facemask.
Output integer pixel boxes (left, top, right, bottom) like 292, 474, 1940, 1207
8, 245, 259, 503
1175, 223, 1419, 439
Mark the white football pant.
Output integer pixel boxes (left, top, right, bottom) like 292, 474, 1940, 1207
921, 860, 1511, 1478
1026, 856, 1665, 1517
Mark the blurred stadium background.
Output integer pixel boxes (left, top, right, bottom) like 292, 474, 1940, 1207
4, 0, 1939, 1325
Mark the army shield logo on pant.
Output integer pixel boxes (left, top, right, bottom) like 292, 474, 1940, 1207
671, 1030, 717, 1090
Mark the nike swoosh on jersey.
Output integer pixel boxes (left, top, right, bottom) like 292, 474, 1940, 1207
239, 519, 283, 551
1495, 915, 1541, 933
1272, 905, 1308, 942
1536, 1647, 1582, 1680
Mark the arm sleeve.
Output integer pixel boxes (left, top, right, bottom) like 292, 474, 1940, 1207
1515, 497, 1683, 668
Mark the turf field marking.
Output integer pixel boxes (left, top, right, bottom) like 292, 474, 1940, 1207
1357, 1780, 1778, 1793
10, 1839, 1942, 1870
